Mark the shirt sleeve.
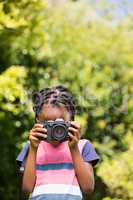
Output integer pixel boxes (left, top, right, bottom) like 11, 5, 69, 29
82, 140, 100, 167
16, 142, 30, 172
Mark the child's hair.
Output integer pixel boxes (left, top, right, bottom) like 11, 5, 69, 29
32, 85, 76, 120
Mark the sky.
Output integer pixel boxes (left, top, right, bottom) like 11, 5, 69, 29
83, 0, 133, 19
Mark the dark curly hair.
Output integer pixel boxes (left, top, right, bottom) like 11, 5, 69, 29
32, 85, 76, 120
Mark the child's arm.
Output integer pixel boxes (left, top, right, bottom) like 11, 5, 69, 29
22, 124, 47, 192
70, 146, 94, 193
22, 145, 37, 192
68, 121, 95, 194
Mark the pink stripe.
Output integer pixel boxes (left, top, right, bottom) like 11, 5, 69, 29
36, 140, 87, 165
36, 157, 73, 165
35, 169, 79, 186
36, 141, 73, 164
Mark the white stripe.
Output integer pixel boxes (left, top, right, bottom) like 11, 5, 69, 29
29, 184, 82, 198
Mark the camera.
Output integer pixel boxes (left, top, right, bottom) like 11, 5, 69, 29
42, 119, 71, 142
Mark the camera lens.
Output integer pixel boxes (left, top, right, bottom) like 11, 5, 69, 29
52, 125, 67, 141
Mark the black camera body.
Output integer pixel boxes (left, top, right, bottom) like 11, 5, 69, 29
42, 119, 71, 142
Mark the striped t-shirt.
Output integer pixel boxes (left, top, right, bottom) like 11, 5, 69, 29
16, 139, 99, 200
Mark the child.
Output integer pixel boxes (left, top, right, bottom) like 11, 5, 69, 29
16, 85, 100, 200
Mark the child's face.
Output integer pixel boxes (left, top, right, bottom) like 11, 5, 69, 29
38, 103, 71, 122
37, 103, 71, 146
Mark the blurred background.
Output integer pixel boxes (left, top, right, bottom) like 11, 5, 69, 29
0, 0, 133, 200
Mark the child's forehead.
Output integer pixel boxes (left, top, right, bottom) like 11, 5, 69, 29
38, 103, 70, 121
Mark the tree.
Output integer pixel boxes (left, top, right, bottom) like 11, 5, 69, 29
0, 0, 132, 199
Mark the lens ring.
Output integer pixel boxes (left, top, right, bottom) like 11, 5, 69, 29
52, 124, 67, 141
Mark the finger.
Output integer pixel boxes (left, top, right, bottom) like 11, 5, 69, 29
71, 121, 80, 129
69, 127, 78, 134
33, 123, 44, 128
32, 127, 47, 133
68, 132, 78, 142
68, 127, 80, 139
31, 132, 47, 139
29, 135, 40, 142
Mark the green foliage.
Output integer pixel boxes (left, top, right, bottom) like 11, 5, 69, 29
0, 0, 48, 70
0, 66, 27, 111
0, 66, 32, 199
0, 1, 132, 200
98, 133, 133, 200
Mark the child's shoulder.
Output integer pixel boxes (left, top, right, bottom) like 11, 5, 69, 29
78, 138, 91, 147
78, 138, 100, 166
78, 138, 91, 153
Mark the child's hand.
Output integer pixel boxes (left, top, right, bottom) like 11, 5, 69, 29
29, 123, 47, 149
68, 121, 81, 149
